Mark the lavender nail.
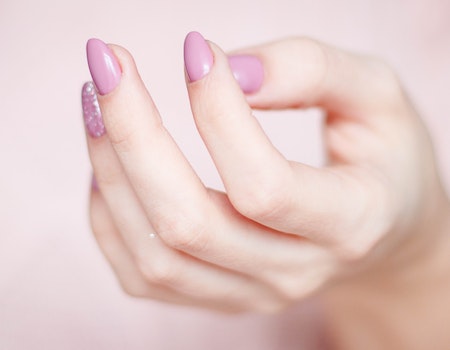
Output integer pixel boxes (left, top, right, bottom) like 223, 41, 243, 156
228, 55, 264, 94
86, 38, 121, 95
184, 31, 213, 82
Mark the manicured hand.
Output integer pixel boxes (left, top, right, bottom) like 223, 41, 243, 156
82, 32, 449, 313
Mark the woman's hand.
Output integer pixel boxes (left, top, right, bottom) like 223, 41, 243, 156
82, 32, 450, 313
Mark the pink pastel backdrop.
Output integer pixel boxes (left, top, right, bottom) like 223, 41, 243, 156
1, 0, 449, 348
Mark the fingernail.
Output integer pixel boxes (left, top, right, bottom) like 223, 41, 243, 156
184, 31, 213, 82
91, 174, 99, 191
82, 81, 105, 138
86, 38, 121, 95
228, 55, 264, 94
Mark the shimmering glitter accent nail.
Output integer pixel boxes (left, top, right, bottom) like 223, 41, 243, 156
82, 81, 105, 138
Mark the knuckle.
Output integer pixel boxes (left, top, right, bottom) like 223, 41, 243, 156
267, 36, 331, 108
274, 279, 306, 302
119, 279, 148, 298
93, 169, 121, 189
291, 37, 330, 98
267, 270, 326, 302
90, 161, 123, 191
155, 213, 210, 254
254, 299, 289, 314
137, 257, 181, 287
337, 244, 368, 261
304, 38, 330, 87
339, 178, 396, 261
367, 58, 404, 102
106, 119, 138, 154
229, 176, 290, 221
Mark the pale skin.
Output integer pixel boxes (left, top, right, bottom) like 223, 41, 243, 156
85, 37, 450, 348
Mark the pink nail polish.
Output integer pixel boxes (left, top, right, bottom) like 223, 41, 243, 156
91, 174, 99, 191
82, 81, 105, 138
228, 55, 264, 94
86, 38, 121, 95
184, 31, 213, 82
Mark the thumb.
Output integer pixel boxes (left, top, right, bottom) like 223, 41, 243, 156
231, 37, 403, 119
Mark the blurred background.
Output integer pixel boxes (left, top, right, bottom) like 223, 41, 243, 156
1, 0, 449, 348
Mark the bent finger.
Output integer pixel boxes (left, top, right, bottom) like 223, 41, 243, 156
86, 39, 214, 246
185, 32, 375, 254
234, 37, 404, 118
82, 78, 284, 312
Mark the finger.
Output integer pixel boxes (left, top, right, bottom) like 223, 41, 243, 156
82, 81, 285, 312
89, 183, 188, 304
91, 186, 267, 312
89, 122, 333, 305
84, 40, 336, 289
91, 142, 282, 312
233, 37, 404, 118
207, 189, 337, 300
184, 32, 384, 256
86, 38, 214, 250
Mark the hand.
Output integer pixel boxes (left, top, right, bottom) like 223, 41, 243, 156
82, 32, 450, 313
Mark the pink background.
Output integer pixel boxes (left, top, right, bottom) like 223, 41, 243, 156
1, 0, 449, 348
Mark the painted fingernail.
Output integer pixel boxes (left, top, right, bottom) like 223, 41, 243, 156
184, 31, 213, 82
228, 55, 264, 94
91, 174, 99, 191
86, 38, 121, 95
82, 81, 105, 138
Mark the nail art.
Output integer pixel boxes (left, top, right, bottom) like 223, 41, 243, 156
228, 55, 264, 94
184, 31, 213, 82
86, 38, 121, 95
82, 81, 105, 138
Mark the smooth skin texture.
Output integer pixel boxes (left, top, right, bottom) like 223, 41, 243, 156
83, 33, 450, 347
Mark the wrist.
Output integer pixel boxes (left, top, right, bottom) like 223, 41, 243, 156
322, 194, 450, 349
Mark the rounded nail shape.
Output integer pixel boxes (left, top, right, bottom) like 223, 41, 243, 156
86, 38, 121, 95
82, 81, 105, 138
228, 55, 264, 94
184, 31, 213, 82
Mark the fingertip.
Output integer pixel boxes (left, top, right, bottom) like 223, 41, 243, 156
86, 38, 122, 95
81, 81, 105, 138
183, 32, 264, 95
184, 31, 214, 82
